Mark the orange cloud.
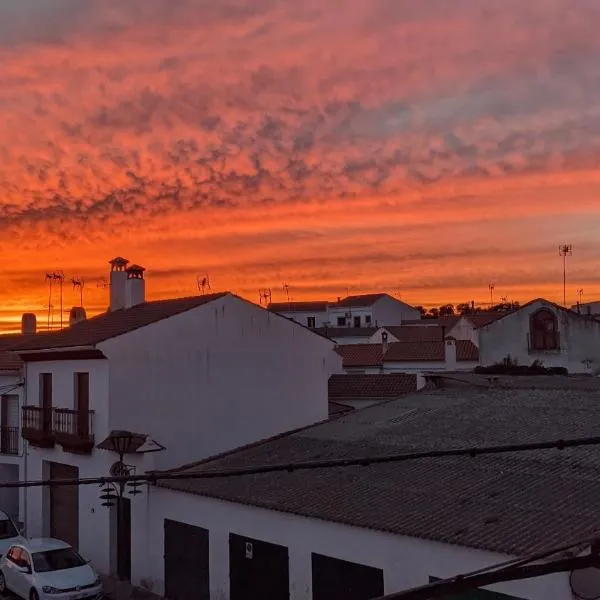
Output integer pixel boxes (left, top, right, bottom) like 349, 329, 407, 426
1, 0, 600, 331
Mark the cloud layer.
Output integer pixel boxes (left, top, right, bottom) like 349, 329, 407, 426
1, 0, 600, 329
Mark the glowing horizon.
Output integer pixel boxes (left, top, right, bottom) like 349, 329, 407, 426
1, 0, 600, 332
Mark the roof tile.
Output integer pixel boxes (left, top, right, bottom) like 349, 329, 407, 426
329, 373, 418, 399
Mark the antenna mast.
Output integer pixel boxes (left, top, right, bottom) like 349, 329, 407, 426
558, 244, 572, 307
51, 271, 65, 329
259, 288, 272, 306
197, 274, 211, 295
44, 273, 53, 330
72, 277, 85, 307
488, 282, 495, 307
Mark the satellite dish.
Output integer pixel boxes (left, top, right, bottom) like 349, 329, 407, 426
109, 461, 130, 478
570, 564, 600, 599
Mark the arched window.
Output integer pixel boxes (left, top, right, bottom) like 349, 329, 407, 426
529, 309, 559, 351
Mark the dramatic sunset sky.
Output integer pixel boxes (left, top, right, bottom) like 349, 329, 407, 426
1, 0, 600, 331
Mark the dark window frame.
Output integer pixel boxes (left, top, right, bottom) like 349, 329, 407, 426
529, 309, 559, 351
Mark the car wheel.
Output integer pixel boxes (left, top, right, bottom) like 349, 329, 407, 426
29, 589, 38, 600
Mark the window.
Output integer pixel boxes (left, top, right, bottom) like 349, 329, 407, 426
336, 316, 346, 326
353, 316, 361, 327
74, 372, 90, 437
529, 309, 559, 351
307, 317, 316, 328
32, 548, 86, 573
365, 315, 372, 325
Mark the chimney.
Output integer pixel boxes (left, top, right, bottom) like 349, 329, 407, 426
69, 306, 87, 327
444, 338, 457, 370
21, 313, 36, 335
109, 257, 129, 311
125, 264, 146, 308
382, 330, 389, 354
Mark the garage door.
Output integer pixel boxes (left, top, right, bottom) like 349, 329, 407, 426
229, 533, 289, 600
312, 553, 384, 600
49, 463, 79, 549
164, 520, 209, 600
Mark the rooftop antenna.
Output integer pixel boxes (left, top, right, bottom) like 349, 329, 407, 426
51, 271, 65, 329
259, 288, 272, 306
488, 282, 495, 307
282, 283, 290, 309
96, 277, 110, 289
577, 288, 584, 306
197, 274, 211, 295
558, 244, 573, 306
44, 273, 54, 330
72, 277, 85, 307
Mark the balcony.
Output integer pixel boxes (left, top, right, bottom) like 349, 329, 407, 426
53, 409, 95, 454
0, 427, 19, 455
22, 406, 55, 448
21, 407, 95, 454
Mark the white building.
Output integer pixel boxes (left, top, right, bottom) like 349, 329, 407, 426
129, 374, 595, 600
571, 300, 600, 317
12, 257, 334, 580
479, 298, 600, 374
269, 294, 421, 330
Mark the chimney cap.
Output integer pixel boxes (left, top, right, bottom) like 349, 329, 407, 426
126, 264, 145, 273
109, 257, 129, 266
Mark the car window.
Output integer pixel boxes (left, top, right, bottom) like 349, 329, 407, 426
0, 519, 18, 540
32, 548, 86, 573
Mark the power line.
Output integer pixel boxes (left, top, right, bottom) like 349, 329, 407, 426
374, 543, 600, 600
4, 434, 600, 489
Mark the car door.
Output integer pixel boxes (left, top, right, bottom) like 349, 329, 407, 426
18, 549, 35, 597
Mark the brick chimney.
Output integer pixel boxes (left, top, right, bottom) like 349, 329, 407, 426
109, 257, 129, 311
125, 264, 146, 308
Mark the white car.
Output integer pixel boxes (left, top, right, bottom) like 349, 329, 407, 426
0, 538, 102, 600
0, 511, 26, 558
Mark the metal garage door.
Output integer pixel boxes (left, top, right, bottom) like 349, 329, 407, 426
49, 463, 79, 549
229, 533, 289, 600
312, 553, 384, 600
164, 519, 209, 600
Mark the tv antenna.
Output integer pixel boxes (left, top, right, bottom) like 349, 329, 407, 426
44, 273, 54, 330
72, 277, 85, 307
96, 277, 110, 289
559, 244, 573, 306
488, 282, 495, 307
197, 274, 211, 295
49, 271, 65, 329
577, 288, 584, 305
259, 288, 272, 306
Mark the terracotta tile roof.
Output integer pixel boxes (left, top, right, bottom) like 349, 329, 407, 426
316, 327, 377, 339
329, 373, 418, 399
268, 301, 329, 313
384, 340, 479, 363
403, 316, 461, 328
0, 334, 28, 372
156, 379, 600, 556
384, 325, 447, 342
334, 293, 388, 308
11, 293, 229, 352
335, 344, 385, 368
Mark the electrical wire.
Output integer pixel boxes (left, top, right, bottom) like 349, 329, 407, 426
1, 433, 600, 489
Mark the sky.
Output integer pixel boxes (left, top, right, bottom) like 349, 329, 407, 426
1, 0, 600, 331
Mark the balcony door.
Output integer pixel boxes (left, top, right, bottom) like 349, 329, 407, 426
0, 395, 18, 454
74, 373, 89, 437
39, 373, 52, 433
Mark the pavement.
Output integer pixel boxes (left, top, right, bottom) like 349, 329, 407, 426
101, 576, 163, 600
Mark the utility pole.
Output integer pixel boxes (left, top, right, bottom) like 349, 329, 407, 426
488, 283, 494, 307
558, 244, 572, 307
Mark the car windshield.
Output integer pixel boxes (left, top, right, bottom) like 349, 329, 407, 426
0, 519, 18, 540
32, 548, 87, 573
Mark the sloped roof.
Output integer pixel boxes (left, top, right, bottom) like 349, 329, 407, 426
0, 334, 28, 372
329, 373, 418, 399
335, 344, 385, 368
383, 325, 447, 342
12, 293, 229, 352
268, 301, 329, 313
156, 376, 600, 556
327, 401, 355, 418
384, 340, 479, 363
334, 293, 389, 308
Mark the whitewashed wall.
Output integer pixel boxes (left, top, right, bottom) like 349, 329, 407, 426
382, 360, 478, 373
276, 310, 330, 328
132, 486, 571, 600
372, 296, 421, 325
479, 300, 600, 373
100, 295, 334, 471
447, 317, 479, 346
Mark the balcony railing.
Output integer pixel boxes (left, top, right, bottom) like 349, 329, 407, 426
21, 406, 94, 454
0, 427, 19, 455
22, 406, 54, 448
53, 408, 95, 453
